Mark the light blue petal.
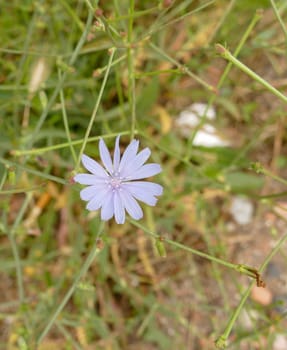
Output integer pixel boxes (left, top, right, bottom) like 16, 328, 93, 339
113, 135, 121, 172
74, 174, 106, 185
86, 187, 110, 211
121, 147, 151, 178
100, 190, 114, 221
80, 185, 104, 201
99, 138, 113, 174
124, 181, 163, 196
119, 140, 139, 173
123, 181, 163, 206
82, 154, 108, 178
114, 191, 125, 224
126, 163, 162, 180
119, 189, 143, 220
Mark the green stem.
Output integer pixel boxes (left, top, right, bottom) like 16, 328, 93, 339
0, 157, 66, 185
0, 168, 7, 190
56, 322, 83, 350
251, 161, 287, 187
135, 69, 181, 78
215, 43, 287, 104
58, 0, 84, 31
130, 220, 259, 276
149, 42, 215, 92
128, 0, 136, 140
256, 190, 287, 200
0, 183, 45, 195
147, 0, 215, 39
7, 193, 33, 331
94, 54, 126, 76
12, 131, 133, 157
36, 223, 104, 345
217, 10, 263, 90
215, 231, 287, 349
207, 0, 236, 44
260, 167, 287, 187
27, 10, 94, 149
59, 70, 78, 165
270, 0, 287, 44
128, 0, 135, 45
7, 233, 24, 301
76, 48, 116, 171
83, 0, 94, 12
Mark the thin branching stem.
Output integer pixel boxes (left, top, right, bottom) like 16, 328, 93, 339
11, 130, 133, 157
215, 43, 287, 104
270, 0, 287, 44
130, 220, 257, 275
59, 69, 78, 165
36, 222, 104, 345
27, 10, 94, 149
6, 193, 33, 333
128, 0, 136, 140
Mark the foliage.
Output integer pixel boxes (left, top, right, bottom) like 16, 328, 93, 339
1, 1, 287, 349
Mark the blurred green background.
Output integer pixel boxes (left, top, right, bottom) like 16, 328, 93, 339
1, 0, 287, 349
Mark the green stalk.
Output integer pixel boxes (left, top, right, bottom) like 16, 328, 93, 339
0, 168, 7, 190
261, 167, 287, 187
27, 10, 94, 149
128, 0, 136, 140
215, 231, 287, 349
149, 42, 215, 92
130, 220, 262, 278
270, 0, 287, 43
36, 223, 104, 345
0, 184, 45, 195
76, 48, 116, 171
83, 0, 94, 12
215, 43, 287, 104
8, 194, 32, 302
148, 0, 215, 39
6, 193, 33, 333
56, 322, 83, 350
0, 157, 66, 185
59, 70, 77, 165
58, 0, 84, 31
216, 10, 263, 90
207, 0, 236, 44
11, 130, 133, 157
251, 161, 287, 187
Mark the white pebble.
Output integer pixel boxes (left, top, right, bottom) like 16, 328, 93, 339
229, 196, 254, 225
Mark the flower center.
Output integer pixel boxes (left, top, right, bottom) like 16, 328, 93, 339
108, 172, 123, 191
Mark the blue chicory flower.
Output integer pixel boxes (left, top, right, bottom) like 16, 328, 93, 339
74, 136, 163, 224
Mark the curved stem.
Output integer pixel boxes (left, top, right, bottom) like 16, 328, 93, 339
130, 220, 253, 274
215, 43, 287, 104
